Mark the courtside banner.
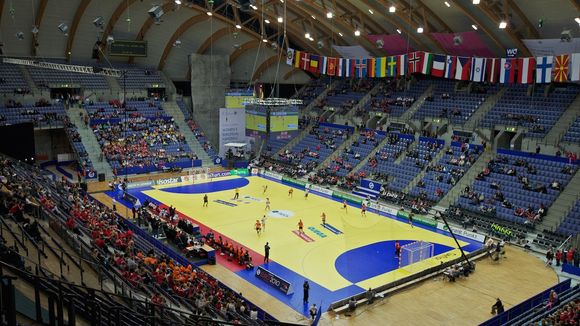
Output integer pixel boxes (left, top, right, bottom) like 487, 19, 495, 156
368, 202, 399, 216
282, 176, 306, 188
310, 185, 333, 196
255, 266, 293, 295
126, 180, 154, 189
155, 177, 182, 186
332, 191, 363, 204
263, 171, 283, 180
208, 171, 232, 178
230, 168, 249, 176
436, 223, 486, 243
396, 210, 437, 228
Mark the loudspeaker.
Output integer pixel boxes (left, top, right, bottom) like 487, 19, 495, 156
80, 182, 88, 192
98, 173, 105, 182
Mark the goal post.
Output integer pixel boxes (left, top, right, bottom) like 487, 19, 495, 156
399, 241, 435, 270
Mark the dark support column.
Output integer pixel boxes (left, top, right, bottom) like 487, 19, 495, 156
48, 294, 56, 326
1, 277, 17, 326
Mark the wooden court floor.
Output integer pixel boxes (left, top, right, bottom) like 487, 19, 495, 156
91, 185, 559, 325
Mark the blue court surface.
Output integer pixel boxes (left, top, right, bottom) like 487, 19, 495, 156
105, 175, 483, 316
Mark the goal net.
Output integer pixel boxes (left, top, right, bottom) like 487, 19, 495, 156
399, 241, 435, 270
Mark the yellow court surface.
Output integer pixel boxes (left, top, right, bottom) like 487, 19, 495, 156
139, 175, 474, 292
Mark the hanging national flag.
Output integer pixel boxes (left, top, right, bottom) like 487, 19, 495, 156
486, 58, 500, 83
454, 57, 471, 80
368, 58, 376, 78
517, 57, 535, 84
470, 57, 486, 82
431, 54, 446, 77
500, 58, 517, 84
387, 56, 397, 77
293, 50, 301, 68
408, 51, 423, 74
319, 56, 328, 75
444, 55, 455, 79
553, 54, 569, 83
327, 57, 337, 76
422, 52, 434, 75
309, 55, 320, 73
396, 54, 407, 76
286, 48, 295, 66
336, 58, 344, 77
355, 59, 367, 78
347, 59, 355, 77
376, 57, 386, 78
535, 56, 552, 84
299, 52, 310, 71
570, 53, 580, 82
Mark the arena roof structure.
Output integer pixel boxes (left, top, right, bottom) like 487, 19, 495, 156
0, 0, 578, 83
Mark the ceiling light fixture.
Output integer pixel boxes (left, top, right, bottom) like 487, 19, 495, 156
389, 6, 396, 13
368, 9, 374, 14
326, 12, 333, 19
304, 32, 311, 39
499, 21, 507, 29
264, 19, 270, 24
472, 24, 478, 30
575, 17, 580, 25
235, 24, 242, 29
174, 0, 181, 4
473, 0, 480, 4
277, 16, 283, 23
206, 11, 212, 16
417, 27, 424, 33
338, 32, 343, 37
396, 29, 402, 34
444, 1, 451, 7
354, 29, 361, 36
262, 38, 268, 43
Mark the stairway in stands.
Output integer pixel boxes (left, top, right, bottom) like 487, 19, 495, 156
436, 150, 495, 208
313, 132, 358, 173
162, 101, 213, 166
349, 135, 392, 175
19, 66, 40, 94
304, 80, 341, 116
539, 169, 580, 231
543, 93, 580, 145
399, 85, 434, 121
402, 144, 448, 193
65, 107, 114, 179
464, 87, 507, 130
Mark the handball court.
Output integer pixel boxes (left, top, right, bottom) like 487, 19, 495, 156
90, 174, 559, 324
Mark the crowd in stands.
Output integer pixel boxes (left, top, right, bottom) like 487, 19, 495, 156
459, 154, 575, 225
538, 299, 579, 326
93, 117, 196, 170
0, 156, 264, 323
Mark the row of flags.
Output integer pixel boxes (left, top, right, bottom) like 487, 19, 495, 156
286, 49, 580, 84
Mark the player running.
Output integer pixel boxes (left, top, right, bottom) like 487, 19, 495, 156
288, 188, 294, 198
321, 212, 326, 226
304, 188, 309, 199
297, 219, 304, 234
265, 198, 271, 211
408, 212, 414, 228
361, 203, 367, 217
255, 220, 262, 235
261, 215, 267, 232
262, 185, 268, 194
342, 200, 348, 212
203, 194, 208, 207
234, 188, 240, 200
